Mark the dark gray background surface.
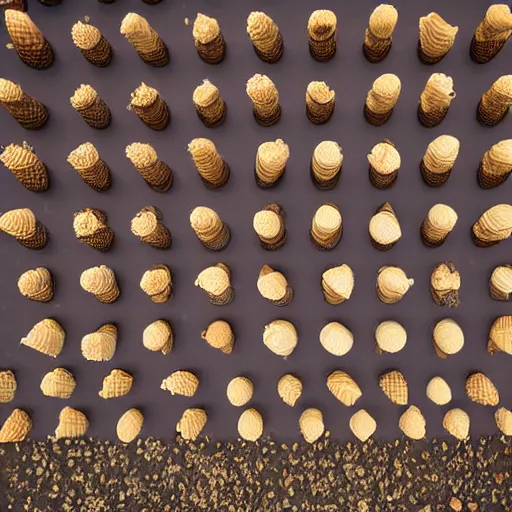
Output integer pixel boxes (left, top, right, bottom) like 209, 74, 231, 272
0, 0, 510, 442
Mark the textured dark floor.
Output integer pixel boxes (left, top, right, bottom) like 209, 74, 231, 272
0, 0, 511, 444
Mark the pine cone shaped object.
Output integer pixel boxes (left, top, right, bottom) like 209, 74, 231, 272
161, 371, 199, 397
237, 408, 263, 441
0, 143, 49, 191
55, 407, 88, 439
20, 318, 64, 358
117, 408, 143, 443
40, 368, 76, 399
98, 369, 133, 399
326, 370, 362, 406
0, 371, 17, 403
131, 206, 171, 249
379, 370, 408, 405
71, 20, 113, 67
465, 372, 499, 406
176, 408, 207, 441
81, 323, 117, 361
18, 267, 53, 302
0, 409, 31, 443
299, 408, 324, 443
73, 208, 114, 251
277, 374, 302, 407
0, 208, 48, 249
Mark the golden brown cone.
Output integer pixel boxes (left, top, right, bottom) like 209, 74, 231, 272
311, 203, 342, 250
117, 409, 144, 443
0, 80, 48, 130
419, 13, 458, 63
143, 320, 173, 354
311, 141, 343, 187
489, 316, 512, 355
99, 369, 133, 399
237, 408, 263, 441
70, 84, 111, 129
430, 262, 461, 308
0, 371, 17, 403
40, 368, 75, 399
307, 10, 337, 61
321, 264, 354, 305
277, 374, 302, 407
0, 143, 49, 192
433, 319, 464, 358
125, 143, 173, 192
192, 79, 226, 127
255, 139, 290, 186
201, 320, 234, 354
189, 206, 230, 251
349, 409, 377, 442
399, 406, 426, 440
71, 21, 112, 67
419, 74, 455, 127
369, 202, 402, 249
20, 318, 64, 358
130, 82, 170, 131
195, 263, 233, 305
376, 266, 414, 304
73, 208, 114, 252
176, 408, 207, 440
319, 322, 353, 356
18, 267, 53, 302
299, 408, 324, 443
67, 142, 111, 191
257, 264, 291, 305
368, 140, 401, 188
472, 204, 512, 246
375, 321, 407, 354
263, 320, 297, 357
55, 407, 88, 439
80, 265, 120, 304
246, 11, 283, 63
161, 371, 199, 397
0, 208, 46, 249
477, 76, 512, 127
421, 135, 460, 186
426, 376, 452, 405
246, 74, 281, 126
326, 370, 362, 406
140, 264, 172, 304
465, 372, 499, 406
193, 13, 225, 64
479, 139, 512, 188
490, 265, 512, 300
81, 323, 117, 362
443, 408, 470, 440
495, 407, 512, 435
0, 409, 31, 443
421, 204, 458, 247
226, 377, 253, 407
188, 138, 229, 188
363, 5, 398, 62
306, 81, 335, 124
379, 370, 408, 405
471, 5, 512, 63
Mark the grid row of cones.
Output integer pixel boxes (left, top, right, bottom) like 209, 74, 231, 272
3, 6, 511, 70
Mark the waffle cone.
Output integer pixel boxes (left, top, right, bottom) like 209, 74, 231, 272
195, 263, 234, 306
80, 265, 120, 303
131, 206, 172, 249
0, 78, 48, 129
226, 377, 253, 407
488, 316, 512, 355
308, 10, 337, 61
18, 266, 53, 302
237, 408, 263, 441
246, 74, 281, 126
120, 13, 169, 67
143, 319, 173, 354
255, 139, 290, 187
0, 208, 47, 249
20, 318, 64, 358
99, 369, 133, 399
193, 13, 225, 64
190, 206, 230, 251
188, 138, 229, 188
465, 372, 499, 406
418, 13, 458, 64
327, 370, 362, 406
368, 139, 400, 188
176, 408, 207, 441
379, 370, 408, 405
81, 323, 117, 361
376, 266, 414, 304
363, 5, 398, 62
0, 143, 49, 191
247, 11, 283, 63
130, 82, 170, 130
73, 208, 114, 251
321, 265, 354, 305
201, 320, 234, 354
253, 203, 287, 250
299, 408, 324, 444
40, 368, 75, 399
55, 407, 88, 439
311, 203, 342, 250
193, 80, 226, 128
477, 75, 512, 127
418, 73, 455, 127
311, 141, 343, 189
0, 371, 16, 404
478, 139, 512, 188
421, 204, 458, 247
125, 143, 173, 192
161, 371, 199, 397
277, 374, 302, 406
257, 264, 292, 306
472, 204, 512, 246
305, 81, 335, 125
67, 142, 111, 191
0, 409, 31, 443
140, 264, 172, 303
369, 202, 401, 250
5, 10, 53, 69
70, 85, 111, 129
71, 21, 112, 67
489, 265, 512, 301
117, 409, 143, 443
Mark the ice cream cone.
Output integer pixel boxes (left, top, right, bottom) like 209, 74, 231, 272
321, 265, 354, 305
253, 203, 287, 250
0, 208, 47, 249
368, 139, 400, 188
306, 81, 335, 124
364, 73, 401, 126
477, 75, 512, 127
188, 138, 229, 188
80, 265, 120, 303
420, 204, 458, 247
0, 143, 49, 192
433, 319, 464, 358
73, 208, 114, 251
311, 141, 343, 189
418, 73, 455, 127
71, 21, 112, 67
140, 264, 172, 303
311, 203, 342, 250
131, 206, 171, 249
255, 139, 289, 187
308, 10, 337, 61
67, 142, 111, 191
472, 204, 512, 247
420, 135, 460, 187
247, 11, 283, 63
192, 79, 226, 128
18, 267, 53, 302
193, 13, 225, 64
195, 263, 234, 305
478, 139, 512, 188
190, 206, 230, 251
125, 143, 173, 192
130, 82, 170, 131
369, 202, 401, 250
418, 13, 458, 64
363, 4, 398, 62
489, 265, 512, 300
201, 320, 234, 354
246, 74, 281, 126
257, 264, 293, 306
376, 266, 414, 304
70, 84, 111, 129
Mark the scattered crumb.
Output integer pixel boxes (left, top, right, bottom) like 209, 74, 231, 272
84, 15, 90, 23
184, 17, 190, 26
6, 43, 14, 50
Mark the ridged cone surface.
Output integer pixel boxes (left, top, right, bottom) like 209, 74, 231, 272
0, 208, 36, 239
247, 12, 279, 52
423, 135, 460, 174
190, 207, 223, 242
482, 139, 512, 178
490, 265, 512, 300
299, 408, 324, 443
327, 370, 362, 406
99, 369, 133, 399
246, 74, 279, 108
0, 409, 31, 443
253, 210, 281, 240
130, 82, 158, 108
71, 21, 101, 50
55, 407, 88, 439
368, 4, 398, 39
226, 377, 253, 406
130, 207, 160, 238
349, 409, 377, 442
322, 265, 354, 302
377, 266, 414, 303
117, 408, 144, 443
67, 142, 100, 170
126, 143, 158, 169
143, 320, 172, 354
277, 374, 302, 407
80, 265, 117, 295
176, 408, 207, 440
366, 74, 401, 114
0, 371, 17, 403
161, 371, 199, 397
443, 408, 470, 440
312, 141, 343, 181
307, 81, 335, 105
419, 13, 458, 59
40, 368, 75, 399
193, 79, 220, 107
256, 139, 289, 183
308, 10, 336, 40
399, 406, 426, 440
473, 204, 512, 243
465, 372, 499, 406
5, 10, 45, 47
201, 320, 234, 353
263, 320, 297, 357
489, 316, 512, 354
70, 84, 98, 110
368, 141, 401, 175
18, 267, 52, 302
369, 204, 402, 245
433, 319, 464, 355
420, 74, 456, 112
195, 265, 230, 296
20, 318, 64, 358
495, 407, 512, 436
140, 266, 171, 299
237, 408, 263, 441
0, 78, 23, 102
120, 13, 160, 55
81, 324, 117, 361
475, 5, 512, 42
193, 13, 220, 44
426, 377, 452, 405
379, 370, 408, 405
424, 204, 458, 240
375, 321, 407, 353
257, 265, 289, 301
0, 143, 42, 172
313, 204, 342, 237
319, 322, 353, 356
188, 138, 225, 183
73, 209, 106, 238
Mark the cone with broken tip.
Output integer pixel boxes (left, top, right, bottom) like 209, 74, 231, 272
308, 10, 337, 61
477, 75, 512, 127
131, 206, 171, 250
71, 20, 112, 67
195, 263, 234, 306
418, 73, 455, 128
430, 262, 461, 308
125, 143, 173, 192
418, 12, 458, 64
306, 81, 335, 125
247, 11, 283, 63
73, 208, 114, 252
192, 79, 226, 128
193, 13, 225, 64
368, 139, 400, 189
70, 84, 111, 129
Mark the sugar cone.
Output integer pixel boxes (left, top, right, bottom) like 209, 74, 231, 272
255, 139, 290, 187
477, 75, 512, 127
18, 267, 53, 302
190, 206, 230, 251
71, 21, 113, 67
368, 139, 400, 188
193, 79, 226, 128
246, 74, 281, 126
70, 84, 111, 129
130, 82, 170, 131
247, 11, 283, 63
306, 81, 335, 125
195, 263, 234, 306
253, 203, 287, 250
0, 143, 49, 192
478, 139, 512, 188
193, 13, 225, 64
311, 141, 343, 189
376, 266, 414, 304
472, 204, 512, 247
365, 73, 401, 126
0, 208, 47, 249
369, 202, 401, 250
363, 4, 398, 62
420, 135, 460, 186
131, 206, 172, 249
67, 142, 111, 191
201, 320, 234, 354
418, 13, 458, 64
188, 138, 229, 188
125, 143, 173, 192
80, 265, 120, 304
418, 73, 455, 127
257, 264, 293, 306
308, 10, 337, 61
311, 203, 342, 250
73, 208, 114, 251
489, 265, 512, 301
420, 204, 458, 247
321, 265, 354, 305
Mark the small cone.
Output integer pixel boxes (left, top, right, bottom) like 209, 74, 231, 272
375, 321, 407, 354
319, 322, 353, 356
71, 20, 112, 67
190, 206, 230, 251
399, 406, 426, 440
326, 370, 362, 406
0, 371, 17, 403
321, 264, 354, 305
143, 320, 172, 354
311, 141, 343, 189
226, 377, 253, 407
363, 4, 398, 62
247, 11, 283, 63
443, 408, 470, 440
263, 319, 297, 357
470, 5, 512, 64
70, 84, 111, 129
465, 372, 499, 406
161, 371, 199, 397
277, 374, 302, 406
420, 135, 460, 187
299, 408, 324, 443
193, 13, 225, 64
131, 206, 172, 249
0, 78, 48, 129
120, 13, 169, 67
246, 74, 281, 127
73, 208, 114, 252
495, 407, 512, 436
237, 408, 263, 441
40, 368, 75, 399
80, 265, 120, 304
306, 81, 335, 125
201, 320, 234, 354
433, 318, 464, 358
0, 409, 31, 443
20, 318, 64, 358
418, 74, 456, 128
125, 143, 173, 192
195, 263, 234, 306
369, 202, 401, 250
379, 370, 408, 405
130, 82, 170, 131
55, 407, 88, 439
81, 323, 117, 361
421, 204, 458, 247
176, 408, 207, 440
418, 13, 458, 64
5, 10, 53, 69
472, 204, 512, 247
67, 142, 111, 191
192, 80, 226, 128
99, 369, 133, 399
188, 138, 229, 188
349, 409, 377, 442
308, 10, 337, 61
0, 143, 49, 192
430, 262, 460, 307
255, 139, 290, 188
488, 315, 512, 355
364, 74, 401, 126
368, 140, 401, 188
490, 264, 512, 300
0, 208, 48, 250
140, 264, 172, 304
117, 409, 143, 443
311, 203, 342, 250
426, 376, 452, 405
478, 139, 512, 189
18, 267, 53, 302
376, 266, 414, 304
477, 75, 512, 127
253, 203, 287, 250
257, 264, 293, 306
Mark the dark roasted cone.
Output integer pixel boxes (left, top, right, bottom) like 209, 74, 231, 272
369, 166, 397, 189
364, 104, 393, 126
418, 103, 449, 127
471, 230, 500, 248
477, 99, 508, 127
138, 43, 168, 67
196, 103, 226, 128
253, 31, 284, 63
18, 221, 48, 250
478, 161, 511, 189
16, 41, 54, 70
363, 37, 392, 62
73, 209, 114, 252
79, 35, 113, 67
195, 33, 225, 64
71, 86, 111, 129
306, 91, 335, 125
193, 81, 227, 128
198, 163, 229, 190
470, 35, 507, 64
253, 104, 281, 127
310, 227, 342, 251
420, 159, 452, 187
143, 162, 173, 192
0, 144, 49, 192
309, 33, 336, 61
132, 96, 170, 131
202, 225, 230, 251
